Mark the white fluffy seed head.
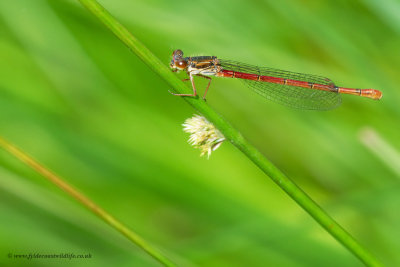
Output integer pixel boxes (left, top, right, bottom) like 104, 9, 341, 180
183, 115, 225, 158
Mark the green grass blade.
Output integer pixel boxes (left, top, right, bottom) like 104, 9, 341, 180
0, 137, 176, 267
77, 0, 384, 266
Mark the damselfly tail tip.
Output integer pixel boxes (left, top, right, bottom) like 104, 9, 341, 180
365, 89, 382, 100
339, 87, 382, 100
376, 90, 383, 100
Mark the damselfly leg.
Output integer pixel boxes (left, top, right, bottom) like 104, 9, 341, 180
169, 73, 212, 100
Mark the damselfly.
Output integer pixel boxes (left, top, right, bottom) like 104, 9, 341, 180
169, 49, 382, 110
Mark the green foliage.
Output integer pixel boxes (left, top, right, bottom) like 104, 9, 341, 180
0, 0, 399, 266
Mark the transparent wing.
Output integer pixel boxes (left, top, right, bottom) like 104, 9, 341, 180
219, 59, 341, 110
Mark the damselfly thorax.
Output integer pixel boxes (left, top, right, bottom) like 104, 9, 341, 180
169, 49, 382, 110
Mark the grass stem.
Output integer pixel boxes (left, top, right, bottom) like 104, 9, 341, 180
0, 136, 176, 267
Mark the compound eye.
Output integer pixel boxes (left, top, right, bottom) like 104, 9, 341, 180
173, 49, 183, 60
177, 60, 187, 68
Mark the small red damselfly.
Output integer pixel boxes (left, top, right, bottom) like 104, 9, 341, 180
169, 49, 382, 110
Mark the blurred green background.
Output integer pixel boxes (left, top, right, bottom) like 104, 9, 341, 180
0, 0, 399, 266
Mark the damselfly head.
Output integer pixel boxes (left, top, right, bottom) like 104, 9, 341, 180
170, 49, 187, 71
